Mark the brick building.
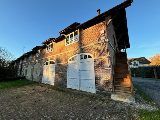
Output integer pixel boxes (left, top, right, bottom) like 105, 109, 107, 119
14, 0, 134, 102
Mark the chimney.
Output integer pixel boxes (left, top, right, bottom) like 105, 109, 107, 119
97, 9, 101, 15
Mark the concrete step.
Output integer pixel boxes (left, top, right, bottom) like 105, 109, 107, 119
111, 93, 135, 103
114, 88, 132, 94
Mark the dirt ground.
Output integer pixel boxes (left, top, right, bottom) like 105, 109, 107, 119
0, 83, 141, 120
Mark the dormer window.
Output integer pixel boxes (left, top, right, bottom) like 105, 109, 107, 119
46, 42, 53, 52
74, 30, 79, 42
66, 36, 70, 45
65, 30, 79, 46
70, 33, 74, 43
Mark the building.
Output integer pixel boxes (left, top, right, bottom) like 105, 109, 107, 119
14, 0, 134, 102
129, 57, 151, 68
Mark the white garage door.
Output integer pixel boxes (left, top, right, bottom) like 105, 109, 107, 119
42, 60, 55, 85
67, 53, 95, 93
67, 55, 79, 90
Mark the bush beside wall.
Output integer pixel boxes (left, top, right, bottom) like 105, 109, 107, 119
0, 64, 17, 81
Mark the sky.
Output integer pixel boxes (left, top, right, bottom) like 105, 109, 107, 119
0, 0, 160, 59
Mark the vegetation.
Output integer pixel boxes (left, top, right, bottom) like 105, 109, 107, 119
134, 85, 160, 120
0, 79, 34, 89
139, 109, 160, 120
131, 67, 160, 79
150, 54, 160, 65
0, 47, 16, 81
134, 84, 154, 105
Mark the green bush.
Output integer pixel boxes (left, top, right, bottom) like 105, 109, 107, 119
0, 63, 17, 81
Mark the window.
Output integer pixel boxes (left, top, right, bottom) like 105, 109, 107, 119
133, 61, 138, 66
70, 33, 74, 43
65, 30, 79, 46
66, 36, 70, 45
50, 61, 55, 64
46, 43, 53, 52
84, 55, 87, 59
80, 54, 83, 60
50, 43, 53, 50
74, 30, 79, 42
88, 55, 92, 58
36, 53, 39, 57
46, 61, 49, 65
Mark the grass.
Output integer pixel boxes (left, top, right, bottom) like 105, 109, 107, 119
139, 109, 160, 120
0, 79, 34, 89
138, 77, 160, 81
134, 84, 160, 120
134, 84, 154, 105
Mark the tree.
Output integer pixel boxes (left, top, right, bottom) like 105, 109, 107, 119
0, 47, 15, 81
150, 54, 160, 66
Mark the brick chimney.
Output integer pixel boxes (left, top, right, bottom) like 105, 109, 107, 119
97, 9, 101, 15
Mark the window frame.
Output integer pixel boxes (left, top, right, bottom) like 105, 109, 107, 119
65, 29, 79, 46
46, 42, 54, 52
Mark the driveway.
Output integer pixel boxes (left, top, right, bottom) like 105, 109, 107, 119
133, 77, 160, 107
0, 84, 138, 120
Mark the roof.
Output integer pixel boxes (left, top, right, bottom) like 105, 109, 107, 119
78, 0, 133, 30
129, 57, 151, 64
32, 46, 45, 51
42, 38, 55, 44
59, 22, 80, 35
42, 36, 65, 44
15, 45, 46, 62
16, 0, 133, 61
56, 0, 133, 48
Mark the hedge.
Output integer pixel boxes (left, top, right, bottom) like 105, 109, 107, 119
130, 66, 160, 79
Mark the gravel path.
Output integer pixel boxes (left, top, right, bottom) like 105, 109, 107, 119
133, 77, 160, 107
0, 84, 139, 120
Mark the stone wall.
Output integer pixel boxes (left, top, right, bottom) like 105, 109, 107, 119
18, 50, 44, 82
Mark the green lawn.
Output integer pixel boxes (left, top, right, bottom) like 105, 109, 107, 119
139, 109, 160, 120
134, 84, 154, 105
0, 79, 34, 89
134, 84, 160, 120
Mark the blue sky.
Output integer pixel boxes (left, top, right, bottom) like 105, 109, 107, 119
0, 0, 159, 59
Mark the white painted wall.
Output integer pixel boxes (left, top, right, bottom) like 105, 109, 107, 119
129, 60, 149, 68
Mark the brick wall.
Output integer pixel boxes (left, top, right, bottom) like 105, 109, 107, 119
17, 18, 117, 93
